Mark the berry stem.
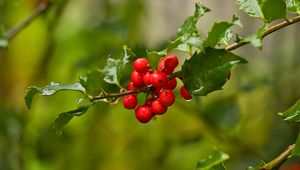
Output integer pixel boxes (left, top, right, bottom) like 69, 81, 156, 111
91, 86, 152, 101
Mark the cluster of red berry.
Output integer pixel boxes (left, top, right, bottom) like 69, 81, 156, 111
122, 55, 192, 123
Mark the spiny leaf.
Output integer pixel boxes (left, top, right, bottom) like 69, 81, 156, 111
80, 69, 104, 96
53, 104, 90, 135
0, 26, 8, 48
243, 24, 268, 49
177, 1, 210, 37
236, 0, 286, 22
278, 98, 300, 122
101, 45, 135, 86
196, 149, 229, 170
24, 82, 86, 109
173, 1, 209, 53
204, 15, 242, 48
286, 0, 300, 13
182, 48, 247, 96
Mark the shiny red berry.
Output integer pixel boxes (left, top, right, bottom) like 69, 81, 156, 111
150, 71, 168, 88
164, 55, 179, 69
158, 59, 174, 75
135, 105, 153, 123
165, 78, 177, 90
126, 82, 137, 90
133, 57, 149, 73
131, 71, 144, 87
123, 94, 138, 109
151, 99, 167, 115
142, 71, 152, 85
159, 89, 175, 106
180, 86, 192, 100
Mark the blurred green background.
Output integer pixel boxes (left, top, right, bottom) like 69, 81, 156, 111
1, 0, 300, 169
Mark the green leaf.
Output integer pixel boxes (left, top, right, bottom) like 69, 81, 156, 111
101, 45, 135, 86
196, 149, 229, 170
278, 98, 300, 122
24, 82, 86, 109
236, 0, 264, 19
80, 69, 104, 96
177, 2, 210, 37
261, 0, 286, 22
218, 29, 234, 47
236, 0, 286, 22
204, 15, 242, 48
292, 132, 300, 156
286, 0, 300, 13
174, 1, 209, 53
0, 26, 8, 48
243, 24, 268, 49
53, 104, 90, 135
24, 87, 40, 109
182, 48, 247, 96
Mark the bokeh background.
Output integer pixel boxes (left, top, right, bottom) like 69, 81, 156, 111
1, 0, 300, 170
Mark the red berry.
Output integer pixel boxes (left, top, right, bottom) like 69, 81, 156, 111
126, 82, 137, 90
123, 94, 138, 109
144, 98, 153, 106
151, 99, 167, 115
150, 71, 168, 88
159, 89, 175, 106
142, 71, 152, 85
165, 78, 177, 90
135, 105, 153, 123
158, 59, 174, 75
131, 71, 144, 87
164, 55, 179, 69
133, 57, 149, 73
180, 86, 192, 100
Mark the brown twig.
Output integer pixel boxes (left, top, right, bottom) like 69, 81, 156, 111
5, 0, 50, 40
260, 144, 295, 170
225, 15, 300, 51
91, 89, 140, 101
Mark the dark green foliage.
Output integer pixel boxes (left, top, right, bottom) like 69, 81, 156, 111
182, 48, 247, 96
